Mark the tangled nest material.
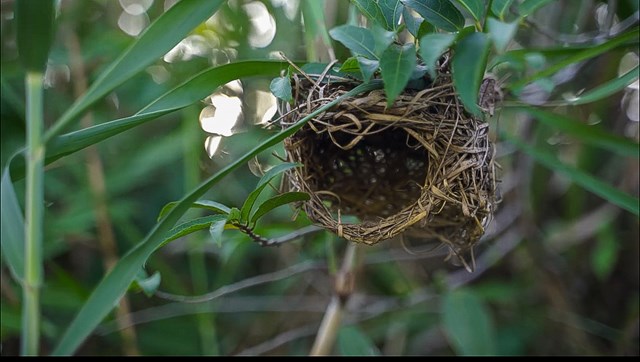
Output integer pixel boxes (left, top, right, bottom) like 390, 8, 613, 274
279, 61, 499, 268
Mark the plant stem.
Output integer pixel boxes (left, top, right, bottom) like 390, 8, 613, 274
23, 72, 45, 356
310, 243, 359, 355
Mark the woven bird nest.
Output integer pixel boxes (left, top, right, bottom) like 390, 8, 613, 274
280, 64, 498, 266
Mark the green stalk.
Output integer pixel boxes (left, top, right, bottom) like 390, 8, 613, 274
23, 72, 45, 356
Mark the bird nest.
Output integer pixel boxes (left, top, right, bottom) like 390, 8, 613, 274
279, 65, 499, 266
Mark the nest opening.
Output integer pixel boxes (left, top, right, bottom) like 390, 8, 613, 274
280, 68, 498, 265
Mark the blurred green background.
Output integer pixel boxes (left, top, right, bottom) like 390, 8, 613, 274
1, 0, 638, 356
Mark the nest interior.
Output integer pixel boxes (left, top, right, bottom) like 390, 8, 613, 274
281, 69, 498, 264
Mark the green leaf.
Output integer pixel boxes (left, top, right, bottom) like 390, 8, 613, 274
8, 61, 290, 181
337, 326, 380, 355
518, 0, 554, 17
16, 0, 56, 73
378, 0, 404, 31
442, 289, 497, 355
44, 0, 225, 142
509, 28, 639, 90
502, 131, 640, 216
452, 32, 491, 116
329, 25, 379, 60
351, 0, 387, 29
157, 200, 231, 222
591, 223, 619, 281
250, 192, 310, 224
403, 7, 424, 36
157, 215, 222, 249
228, 207, 241, 223
380, 43, 417, 106
358, 57, 380, 82
491, 0, 514, 20
132, 270, 161, 297
417, 20, 437, 38
454, 0, 485, 23
370, 25, 396, 56
301, 0, 334, 61
340, 57, 362, 74
209, 214, 230, 248
1, 166, 25, 281
51, 81, 383, 356
402, 0, 465, 32
240, 163, 301, 223
419, 33, 456, 79
487, 18, 518, 53
517, 107, 640, 158
566, 65, 639, 105
270, 76, 293, 103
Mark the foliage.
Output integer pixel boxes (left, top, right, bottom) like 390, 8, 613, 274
1, 0, 638, 356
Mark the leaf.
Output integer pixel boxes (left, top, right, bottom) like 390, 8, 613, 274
591, 223, 619, 281
337, 326, 381, 356
270, 76, 293, 103
5, 61, 290, 181
442, 289, 497, 355
517, 0, 554, 17
380, 43, 417, 106
452, 32, 491, 115
301, 0, 334, 61
1, 166, 25, 281
250, 192, 310, 224
351, 0, 387, 29
502, 131, 640, 216
358, 57, 380, 82
51, 81, 383, 355
516, 107, 639, 159
339, 57, 362, 74
378, 0, 404, 31
487, 18, 518, 53
509, 28, 639, 90
132, 270, 161, 297
157, 215, 222, 249
419, 33, 455, 79
370, 25, 396, 56
403, 7, 424, 36
417, 20, 437, 39
566, 65, 639, 105
44, 0, 225, 141
240, 163, 301, 223
228, 207, 241, 223
454, 0, 485, 23
157, 200, 231, 222
209, 214, 230, 248
402, 0, 465, 32
16, 0, 56, 73
491, 0, 514, 20
329, 25, 379, 60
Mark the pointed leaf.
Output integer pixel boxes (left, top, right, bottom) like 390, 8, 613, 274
209, 214, 230, 248
351, 0, 387, 29
329, 25, 379, 60
380, 43, 417, 106
491, 0, 514, 20
566, 65, 639, 105
487, 18, 518, 53
157, 200, 231, 222
240, 163, 302, 223
228, 207, 241, 223
442, 289, 496, 355
1, 167, 25, 281
16, 0, 56, 73
452, 32, 491, 115
51, 81, 383, 356
403, 7, 424, 36
250, 192, 310, 224
337, 326, 381, 355
339, 57, 362, 74
518, 0, 554, 17
45, 0, 225, 141
132, 270, 161, 297
402, 0, 464, 32
517, 107, 640, 159
270, 76, 293, 103
158, 215, 222, 249
419, 33, 456, 79
378, 0, 404, 31
454, 0, 485, 22
502, 131, 640, 216
358, 57, 380, 82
